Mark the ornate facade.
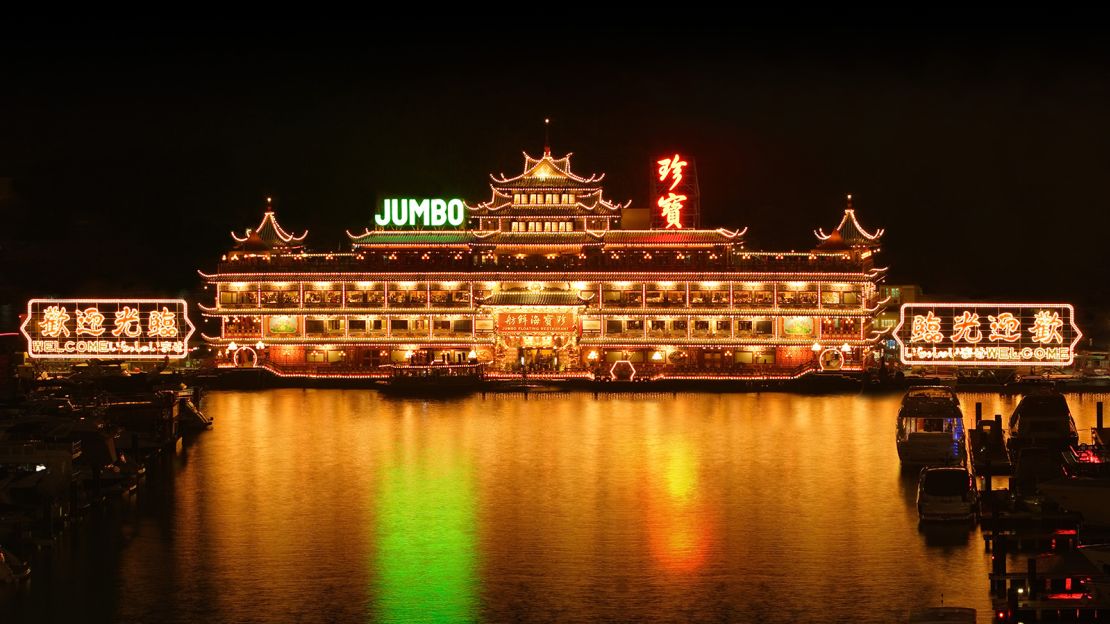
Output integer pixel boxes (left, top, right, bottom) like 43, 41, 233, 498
199, 150, 889, 379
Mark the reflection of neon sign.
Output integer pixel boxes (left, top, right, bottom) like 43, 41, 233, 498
22, 299, 195, 360
373, 198, 465, 228
894, 303, 1081, 366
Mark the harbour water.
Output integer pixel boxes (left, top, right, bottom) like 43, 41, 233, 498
1, 390, 1106, 623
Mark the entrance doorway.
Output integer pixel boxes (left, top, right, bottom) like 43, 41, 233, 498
517, 347, 559, 371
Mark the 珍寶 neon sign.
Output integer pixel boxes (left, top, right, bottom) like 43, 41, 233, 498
893, 303, 1081, 366
20, 299, 195, 360
656, 154, 688, 229
373, 198, 466, 229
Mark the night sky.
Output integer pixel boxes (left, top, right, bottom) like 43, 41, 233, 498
2, 24, 1107, 339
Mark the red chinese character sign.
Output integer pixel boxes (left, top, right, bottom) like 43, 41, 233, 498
496, 312, 576, 334
21, 299, 195, 360
893, 303, 1081, 367
651, 153, 700, 230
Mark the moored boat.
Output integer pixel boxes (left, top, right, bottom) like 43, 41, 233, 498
897, 386, 966, 468
380, 362, 486, 395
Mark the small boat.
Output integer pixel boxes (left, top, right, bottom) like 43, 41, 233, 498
1007, 389, 1078, 461
917, 466, 978, 522
1037, 443, 1110, 527
380, 363, 486, 395
896, 386, 966, 468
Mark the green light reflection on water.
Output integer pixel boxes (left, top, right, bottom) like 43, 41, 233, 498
374, 456, 477, 623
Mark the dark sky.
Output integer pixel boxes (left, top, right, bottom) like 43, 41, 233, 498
1, 24, 1108, 337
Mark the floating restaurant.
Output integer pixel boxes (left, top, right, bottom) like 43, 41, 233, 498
198, 146, 891, 380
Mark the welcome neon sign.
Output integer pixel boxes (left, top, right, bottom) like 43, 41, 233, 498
893, 303, 1081, 367
20, 299, 195, 360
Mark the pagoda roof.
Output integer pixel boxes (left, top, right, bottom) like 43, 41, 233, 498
469, 231, 604, 246
602, 228, 746, 246
469, 149, 630, 214
231, 201, 308, 248
347, 230, 471, 247
344, 227, 747, 250
478, 291, 589, 307
489, 151, 604, 188
814, 196, 884, 247
814, 229, 852, 251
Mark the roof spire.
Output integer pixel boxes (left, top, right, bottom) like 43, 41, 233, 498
846, 193, 853, 211
543, 117, 551, 156
265, 195, 274, 212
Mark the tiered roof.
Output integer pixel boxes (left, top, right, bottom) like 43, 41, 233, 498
814, 195, 884, 248
346, 227, 746, 250
467, 149, 630, 216
231, 198, 308, 251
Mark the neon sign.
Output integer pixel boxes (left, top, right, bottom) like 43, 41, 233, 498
893, 303, 1081, 366
496, 312, 575, 334
373, 198, 466, 229
21, 299, 195, 360
652, 153, 699, 230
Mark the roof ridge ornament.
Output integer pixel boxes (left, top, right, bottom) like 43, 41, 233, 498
230, 196, 308, 245
813, 193, 883, 244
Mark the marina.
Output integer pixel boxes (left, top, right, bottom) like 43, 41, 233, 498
0, 387, 1106, 623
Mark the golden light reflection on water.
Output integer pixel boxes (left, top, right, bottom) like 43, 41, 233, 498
66, 389, 1108, 624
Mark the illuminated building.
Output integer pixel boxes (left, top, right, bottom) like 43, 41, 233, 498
199, 150, 890, 378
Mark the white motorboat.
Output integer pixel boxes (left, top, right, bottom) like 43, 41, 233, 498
897, 387, 966, 468
917, 466, 978, 522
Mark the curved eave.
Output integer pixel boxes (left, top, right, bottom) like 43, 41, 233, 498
578, 337, 881, 346
205, 336, 497, 346
202, 307, 481, 317
202, 270, 881, 282
593, 307, 884, 318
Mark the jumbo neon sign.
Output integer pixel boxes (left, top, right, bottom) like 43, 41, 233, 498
893, 303, 1081, 367
20, 299, 195, 360
373, 198, 466, 228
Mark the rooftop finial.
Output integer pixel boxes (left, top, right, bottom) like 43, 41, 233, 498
266, 196, 273, 211
544, 117, 551, 156
846, 193, 853, 211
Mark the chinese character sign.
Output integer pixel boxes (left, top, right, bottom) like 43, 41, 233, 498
21, 299, 195, 360
893, 303, 1081, 366
651, 153, 700, 230
496, 312, 576, 334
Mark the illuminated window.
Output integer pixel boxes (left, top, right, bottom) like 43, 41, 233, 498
568, 194, 575, 203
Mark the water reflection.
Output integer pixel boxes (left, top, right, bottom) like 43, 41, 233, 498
374, 411, 477, 623
645, 436, 713, 575
0, 389, 1105, 623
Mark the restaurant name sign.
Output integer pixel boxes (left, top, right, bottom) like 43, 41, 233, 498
373, 198, 466, 229
893, 303, 1081, 366
496, 312, 576, 334
20, 299, 195, 360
